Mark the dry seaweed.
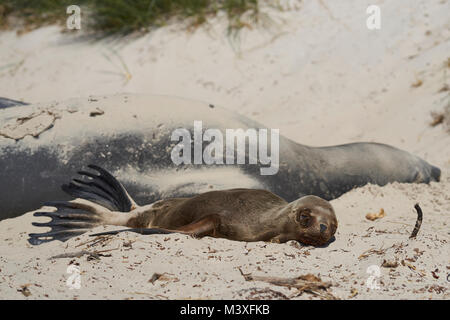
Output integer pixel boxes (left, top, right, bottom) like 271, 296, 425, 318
409, 204, 423, 239
238, 268, 336, 300
366, 208, 386, 221
49, 247, 118, 260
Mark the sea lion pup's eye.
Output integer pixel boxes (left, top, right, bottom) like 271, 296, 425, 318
295, 208, 312, 228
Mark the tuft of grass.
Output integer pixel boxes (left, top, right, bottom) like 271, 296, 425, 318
0, 0, 260, 35
0, 0, 80, 28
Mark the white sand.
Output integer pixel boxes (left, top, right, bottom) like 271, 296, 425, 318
0, 0, 449, 299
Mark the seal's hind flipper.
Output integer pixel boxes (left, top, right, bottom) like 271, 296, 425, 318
28, 202, 102, 245
28, 165, 137, 245
62, 164, 137, 212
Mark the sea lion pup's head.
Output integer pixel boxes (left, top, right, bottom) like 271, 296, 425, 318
284, 195, 337, 246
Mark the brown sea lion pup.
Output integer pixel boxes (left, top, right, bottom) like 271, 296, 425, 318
28, 165, 337, 247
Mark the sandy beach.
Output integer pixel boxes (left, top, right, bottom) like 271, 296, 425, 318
0, 0, 449, 299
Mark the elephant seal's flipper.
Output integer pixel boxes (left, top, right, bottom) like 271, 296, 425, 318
431, 165, 441, 182
28, 202, 101, 245
62, 164, 137, 212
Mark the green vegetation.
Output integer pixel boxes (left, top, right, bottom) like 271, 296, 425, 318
0, 0, 260, 35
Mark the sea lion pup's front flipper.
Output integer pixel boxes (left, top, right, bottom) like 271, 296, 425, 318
28, 165, 138, 245
90, 228, 177, 237
90, 215, 220, 238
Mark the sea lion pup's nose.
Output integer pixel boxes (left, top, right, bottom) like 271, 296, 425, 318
320, 224, 327, 234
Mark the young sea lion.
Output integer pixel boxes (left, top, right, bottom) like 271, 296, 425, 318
28, 165, 337, 247
0, 94, 440, 220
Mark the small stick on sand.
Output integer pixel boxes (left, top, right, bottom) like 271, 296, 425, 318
49, 250, 92, 259
74, 235, 113, 248
49, 247, 119, 260
409, 204, 423, 239
238, 268, 335, 299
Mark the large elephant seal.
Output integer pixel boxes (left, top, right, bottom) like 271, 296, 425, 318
0, 93, 441, 220
28, 165, 338, 246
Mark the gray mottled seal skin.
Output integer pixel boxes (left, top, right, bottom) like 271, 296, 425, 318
0, 94, 441, 220
28, 165, 338, 246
